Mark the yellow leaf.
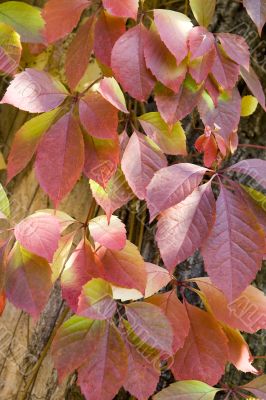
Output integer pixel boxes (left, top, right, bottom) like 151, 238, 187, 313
0, 152, 6, 170
241, 95, 258, 117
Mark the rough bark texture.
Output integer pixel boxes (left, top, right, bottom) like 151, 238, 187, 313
0, 0, 265, 399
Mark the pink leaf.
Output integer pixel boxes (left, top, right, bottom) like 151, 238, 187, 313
14, 215, 60, 263
240, 375, 266, 398
217, 33, 250, 70
123, 339, 160, 400
121, 131, 167, 200
172, 304, 229, 386
240, 65, 266, 110
77, 278, 116, 320
147, 291, 190, 352
65, 17, 95, 91
155, 77, 203, 125
243, 0, 266, 35
35, 112, 84, 206
111, 24, 155, 101
6, 243, 52, 318
188, 27, 215, 60
227, 159, 266, 189
125, 302, 174, 354
97, 240, 147, 293
144, 263, 171, 298
61, 239, 101, 311
201, 184, 265, 301
94, 11, 125, 67
42, 0, 89, 43
146, 163, 207, 220
189, 48, 216, 84
98, 77, 129, 113
88, 215, 126, 250
154, 9, 193, 64
0, 69, 69, 113
156, 181, 215, 271
211, 44, 240, 90
79, 91, 118, 140
144, 27, 187, 93
102, 0, 139, 20
83, 134, 119, 188
198, 88, 241, 145
90, 168, 134, 222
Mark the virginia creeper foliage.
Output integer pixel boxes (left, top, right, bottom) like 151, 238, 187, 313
0, 0, 265, 399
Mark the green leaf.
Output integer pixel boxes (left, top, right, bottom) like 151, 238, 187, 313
241, 185, 266, 211
241, 95, 258, 117
0, 1, 45, 43
153, 380, 222, 399
189, 0, 216, 27
0, 22, 21, 74
0, 184, 10, 218
139, 112, 187, 155
8, 107, 62, 182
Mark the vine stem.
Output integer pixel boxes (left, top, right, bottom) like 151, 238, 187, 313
128, 200, 137, 242
137, 203, 146, 251
18, 306, 70, 400
238, 143, 266, 150
184, 0, 189, 15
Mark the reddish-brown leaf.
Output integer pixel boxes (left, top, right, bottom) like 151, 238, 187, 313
201, 184, 265, 301
35, 113, 84, 206
94, 11, 125, 67
65, 17, 95, 91
111, 24, 155, 101
42, 0, 89, 43
172, 304, 228, 385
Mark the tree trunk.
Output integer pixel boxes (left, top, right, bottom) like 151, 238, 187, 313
0, 0, 265, 398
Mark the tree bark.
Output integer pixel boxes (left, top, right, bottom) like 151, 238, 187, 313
0, 0, 265, 399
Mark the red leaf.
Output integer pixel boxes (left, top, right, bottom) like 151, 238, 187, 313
94, 11, 125, 67
7, 107, 60, 183
211, 44, 240, 90
88, 215, 126, 250
61, 239, 100, 311
198, 89, 241, 145
156, 181, 215, 271
52, 317, 128, 400
90, 169, 134, 222
204, 76, 220, 106
147, 291, 190, 352
121, 131, 167, 200
155, 77, 203, 125
194, 277, 266, 333
98, 77, 129, 113
111, 24, 155, 101
123, 339, 160, 400
240, 65, 266, 110
188, 27, 215, 60
102, 0, 139, 20
42, 0, 89, 43
77, 278, 116, 320
217, 33, 250, 70
6, 243, 52, 318
14, 215, 60, 262
201, 184, 265, 301
144, 27, 187, 93
154, 9, 193, 64
243, 0, 266, 35
35, 112, 84, 206
172, 304, 228, 385
0, 69, 69, 113
146, 163, 207, 220
65, 17, 95, 91
79, 92, 118, 140
227, 159, 266, 189
189, 48, 216, 84
97, 240, 147, 293
83, 134, 119, 188
195, 132, 218, 168
222, 325, 257, 374
125, 302, 174, 354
